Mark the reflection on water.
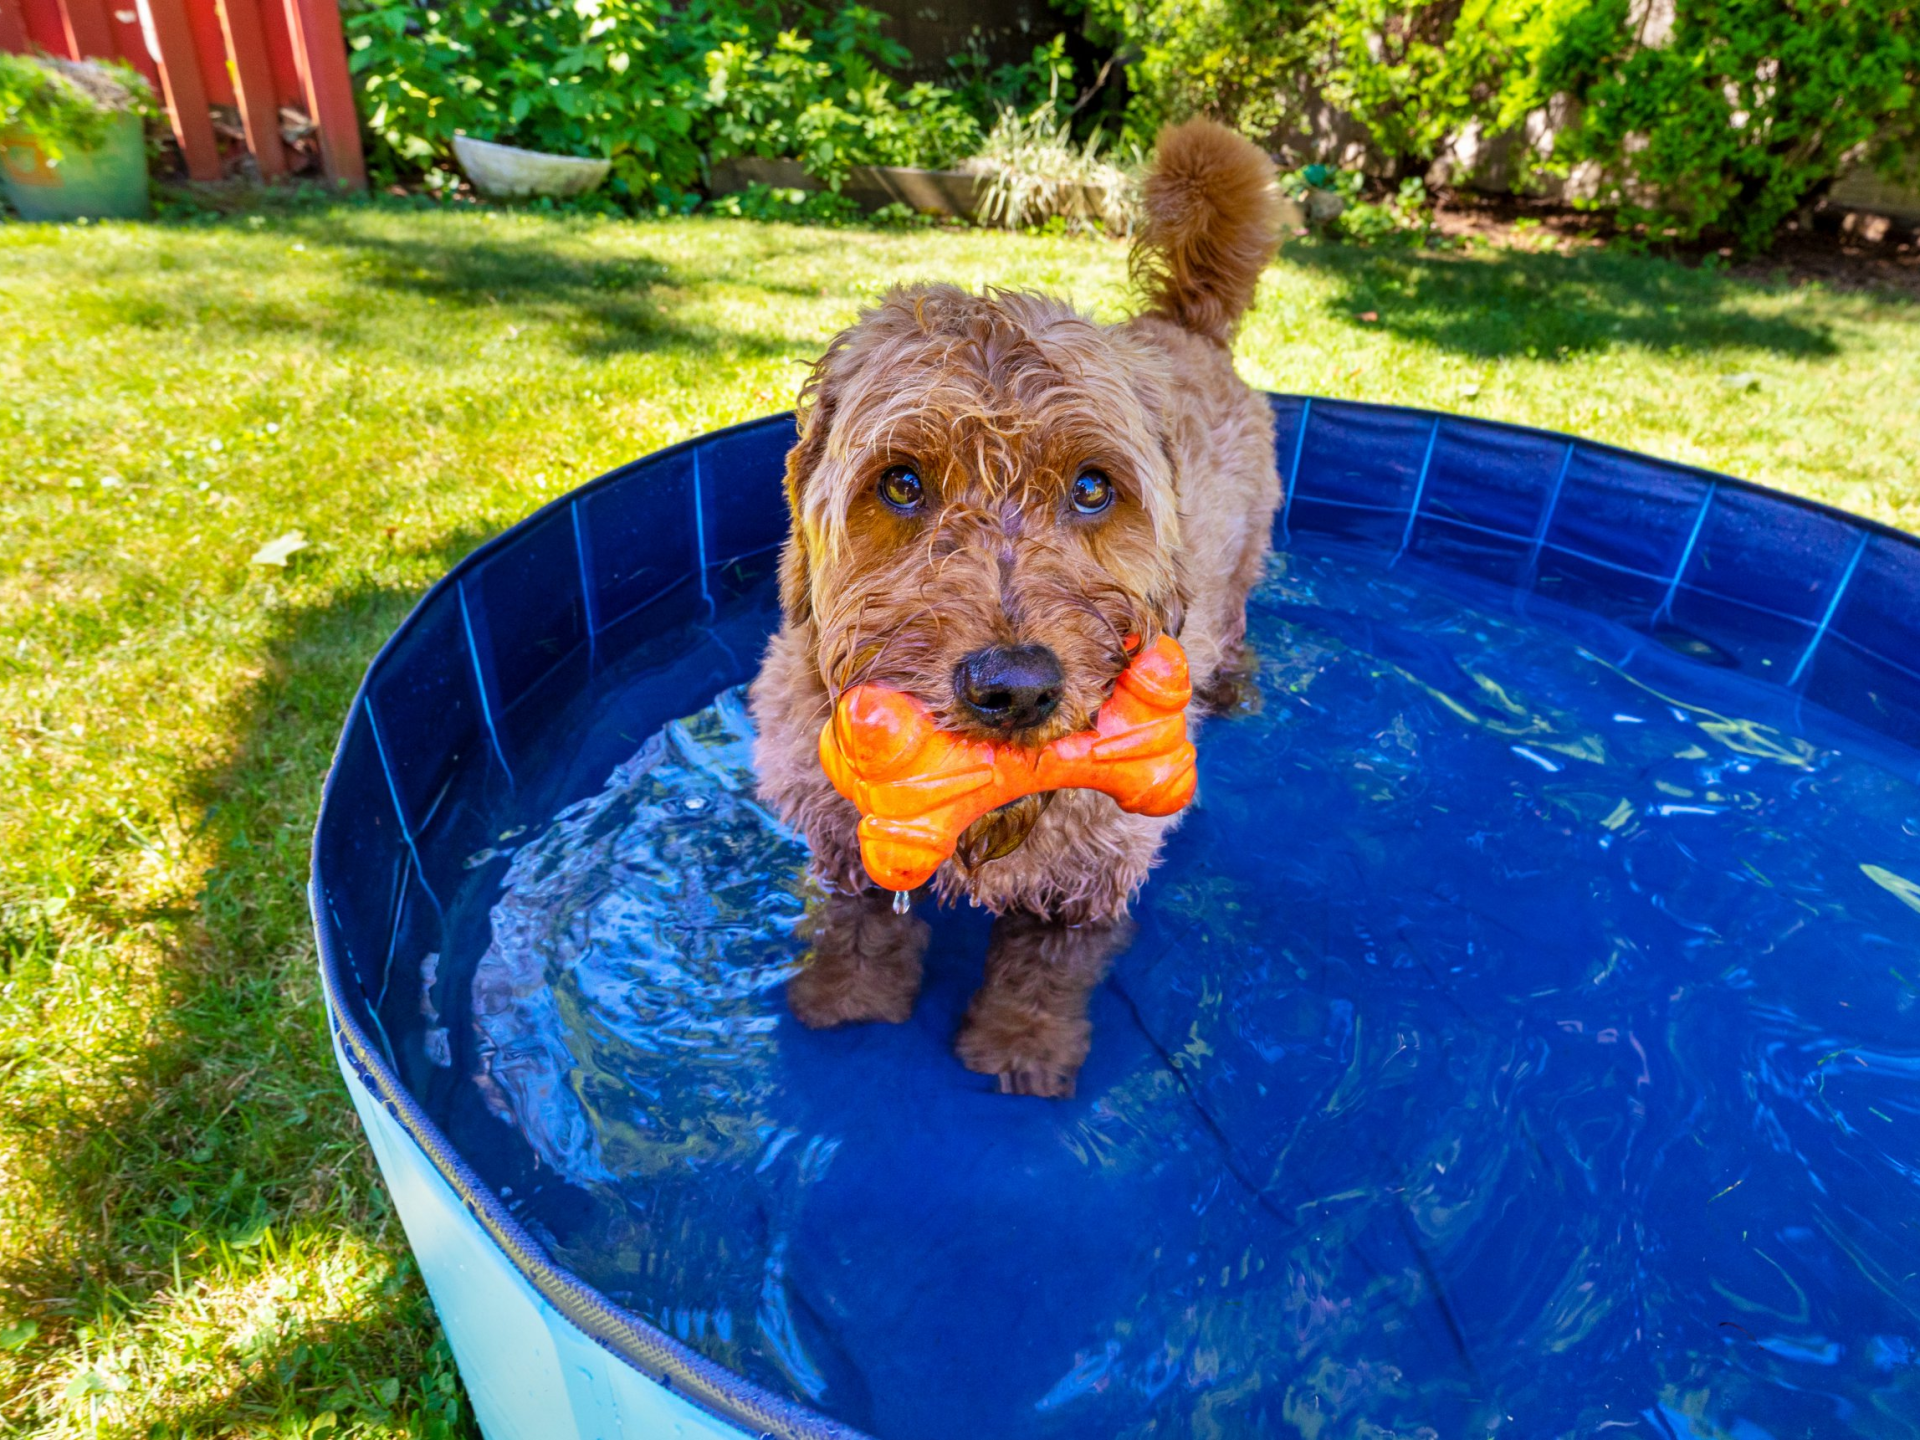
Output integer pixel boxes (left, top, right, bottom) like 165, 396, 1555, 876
450, 547, 1920, 1440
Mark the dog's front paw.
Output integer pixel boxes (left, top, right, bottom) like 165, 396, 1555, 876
788, 954, 920, 1028
788, 891, 929, 1029
956, 1003, 1090, 1099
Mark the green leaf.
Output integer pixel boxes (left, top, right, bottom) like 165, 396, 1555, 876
0, 1320, 37, 1351
1862, 864, 1920, 916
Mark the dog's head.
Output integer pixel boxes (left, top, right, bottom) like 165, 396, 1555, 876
779, 284, 1184, 748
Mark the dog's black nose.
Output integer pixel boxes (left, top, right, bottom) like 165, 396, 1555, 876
954, 645, 1065, 731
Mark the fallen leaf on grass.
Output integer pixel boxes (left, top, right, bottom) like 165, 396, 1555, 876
251, 531, 308, 566
1357, 310, 1379, 322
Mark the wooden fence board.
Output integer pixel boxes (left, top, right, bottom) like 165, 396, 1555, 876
0, 0, 29, 52
21, 0, 68, 51
109, 3, 163, 87
254, 0, 300, 107
55, 0, 115, 57
215, 0, 284, 176
135, 0, 220, 179
282, 0, 361, 187
182, 0, 232, 104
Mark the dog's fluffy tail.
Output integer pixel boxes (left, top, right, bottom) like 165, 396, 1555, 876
1131, 119, 1280, 346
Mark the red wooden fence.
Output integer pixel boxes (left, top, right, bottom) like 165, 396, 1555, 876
0, 0, 362, 187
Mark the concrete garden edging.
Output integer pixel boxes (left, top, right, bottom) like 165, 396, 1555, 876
453, 136, 611, 200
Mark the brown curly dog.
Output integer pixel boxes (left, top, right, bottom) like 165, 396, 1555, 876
749, 119, 1283, 1098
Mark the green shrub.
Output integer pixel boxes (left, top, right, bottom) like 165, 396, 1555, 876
702, 6, 982, 184
943, 34, 1078, 127
1333, 174, 1433, 242
1073, 0, 1319, 148
1079, 0, 1524, 180
1314, 0, 1522, 174
345, 0, 982, 201
1503, 0, 1920, 250
346, 0, 723, 199
0, 53, 153, 162
1083, 0, 1920, 251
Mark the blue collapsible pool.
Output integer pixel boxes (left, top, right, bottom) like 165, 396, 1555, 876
312, 396, 1920, 1440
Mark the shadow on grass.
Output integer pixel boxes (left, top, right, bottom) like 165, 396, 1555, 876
0, 529, 500, 1436
309, 223, 802, 362
132, 1262, 468, 1440
75, 199, 816, 363
1280, 241, 1844, 360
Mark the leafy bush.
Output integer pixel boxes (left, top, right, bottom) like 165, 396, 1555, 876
346, 0, 983, 201
1081, 0, 1920, 250
1333, 174, 1432, 242
1079, 0, 1518, 172
702, 7, 982, 184
346, 0, 722, 198
1503, 0, 1920, 250
0, 54, 153, 162
1314, 0, 1522, 174
943, 34, 1078, 128
1073, 0, 1318, 148
346, 0, 1920, 244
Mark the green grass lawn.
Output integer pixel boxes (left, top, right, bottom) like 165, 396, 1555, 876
0, 200, 1915, 1438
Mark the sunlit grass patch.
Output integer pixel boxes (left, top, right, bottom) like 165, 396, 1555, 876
9, 1223, 462, 1439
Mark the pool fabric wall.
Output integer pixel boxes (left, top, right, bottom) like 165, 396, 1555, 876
311, 396, 1920, 1440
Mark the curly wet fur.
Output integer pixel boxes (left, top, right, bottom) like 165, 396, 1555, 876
1133, 118, 1285, 347
750, 120, 1282, 1092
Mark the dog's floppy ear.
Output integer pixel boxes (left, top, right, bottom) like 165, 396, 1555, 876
777, 359, 841, 626
776, 479, 815, 627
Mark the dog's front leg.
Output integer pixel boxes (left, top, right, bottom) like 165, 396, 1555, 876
787, 887, 930, 1029
956, 910, 1135, 1099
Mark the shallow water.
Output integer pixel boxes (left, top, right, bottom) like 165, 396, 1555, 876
432, 543, 1920, 1440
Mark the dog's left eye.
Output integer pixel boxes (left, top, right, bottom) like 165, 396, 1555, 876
878, 465, 924, 512
1071, 470, 1116, 515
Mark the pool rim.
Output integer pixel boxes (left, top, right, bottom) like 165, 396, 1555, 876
310, 396, 1920, 1440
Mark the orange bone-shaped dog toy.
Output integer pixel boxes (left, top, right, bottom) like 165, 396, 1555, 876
819, 635, 1198, 892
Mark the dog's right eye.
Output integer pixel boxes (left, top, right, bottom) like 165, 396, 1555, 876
877, 466, 924, 512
